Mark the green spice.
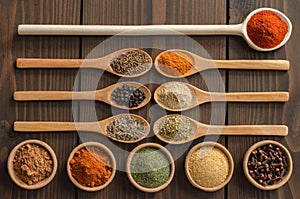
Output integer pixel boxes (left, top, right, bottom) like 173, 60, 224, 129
158, 115, 194, 141
106, 115, 147, 141
130, 147, 171, 188
157, 82, 194, 110
110, 50, 151, 75
188, 146, 230, 188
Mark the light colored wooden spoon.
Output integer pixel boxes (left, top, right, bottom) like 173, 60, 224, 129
154, 81, 289, 112
154, 49, 290, 78
14, 114, 150, 144
153, 114, 288, 144
18, 8, 292, 51
16, 48, 152, 78
14, 81, 151, 110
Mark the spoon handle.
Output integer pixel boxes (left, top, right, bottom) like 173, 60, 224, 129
213, 60, 290, 70
14, 121, 101, 133
16, 58, 101, 69
205, 125, 288, 136
14, 91, 97, 101
18, 24, 243, 35
209, 92, 289, 102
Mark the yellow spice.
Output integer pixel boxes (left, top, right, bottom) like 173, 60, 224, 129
188, 146, 229, 188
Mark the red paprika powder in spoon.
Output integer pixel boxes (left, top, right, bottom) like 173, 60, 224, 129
247, 10, 288, 49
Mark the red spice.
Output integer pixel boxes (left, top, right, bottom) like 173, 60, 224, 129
246, 10, 288, 49
69, 147, 112, 187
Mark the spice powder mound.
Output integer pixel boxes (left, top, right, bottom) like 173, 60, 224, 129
188, 146, 229, 188
69, 147, 112, 187
157, 52, 193, 76
13, 143, 54, 185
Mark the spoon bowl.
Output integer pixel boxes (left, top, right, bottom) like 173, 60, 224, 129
154, 49, 290, 78
153, 114, 288, 144
14, 114, 150, 144
17, 48, 153, 78
241, 8, 292, 51
154, 81, 289, 111
14, 81, 152, 110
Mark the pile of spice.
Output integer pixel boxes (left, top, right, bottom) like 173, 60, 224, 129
187, 146, 230, 188
130, 147, 171, 188
13, 143, 54, 185
111, 84, 146, 108
156, 82, 194, 110
247, 143, 289, 186
106, 115, 148, 141
247, 10, 288, 49
157, 51, 193, 75
69, 147, 113, 187
110, 50, 151, 75
158, 115, 194, 141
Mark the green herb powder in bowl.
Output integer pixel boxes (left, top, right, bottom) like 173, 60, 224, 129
127, 143, 175, 192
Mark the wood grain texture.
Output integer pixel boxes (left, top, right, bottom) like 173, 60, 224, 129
228, 0, 292, 199
0, 0, 81, 199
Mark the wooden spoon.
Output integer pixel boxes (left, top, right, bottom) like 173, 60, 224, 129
18, 8, 292, 51
153, 114, 288, 144
14, 81, 151, 110
154, 81, 289, 111
16, 48, 152, 78
14, 114, 150, 144
154, 49, 290, 78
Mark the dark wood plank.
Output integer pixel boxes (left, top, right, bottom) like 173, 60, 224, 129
228, 0, 293, 199
0, 0, 81, 198
80, 0, 227, 199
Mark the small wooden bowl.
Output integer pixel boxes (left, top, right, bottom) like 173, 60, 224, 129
243, 140, 293, 190
185, 141, 234, 192
67, 142, 116, 192
7, 139, 58, 190
126, 143, 175, 193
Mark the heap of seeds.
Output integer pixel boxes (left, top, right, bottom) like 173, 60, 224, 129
247, 143, 289, 186
111, 84, 146, 108
110, 50, 151, 75
106, 115, 148, 141
13, 143, 54, 185
158, 115, 194, 141
188, 146, 230, 188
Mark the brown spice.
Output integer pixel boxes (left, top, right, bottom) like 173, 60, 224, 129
13, 143, 53, 185
247, 10, 288, 49
157, 52, 193, 75
69, 147, 112, 187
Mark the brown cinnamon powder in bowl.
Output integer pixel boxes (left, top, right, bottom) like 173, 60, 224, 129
7, 140, 58, 190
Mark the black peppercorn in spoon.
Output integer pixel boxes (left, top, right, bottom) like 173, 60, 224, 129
16, 48, 152, 78
14, 114, 150, 144
14, 81, 151, 110
154, 81, 289, 112
153, 114, 288, 144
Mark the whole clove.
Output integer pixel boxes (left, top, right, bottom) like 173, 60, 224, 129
247, 143, 289, 186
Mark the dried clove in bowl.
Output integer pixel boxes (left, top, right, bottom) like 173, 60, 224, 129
243, 140, 293, 190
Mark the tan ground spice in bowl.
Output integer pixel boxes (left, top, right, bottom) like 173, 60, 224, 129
188, 146, 230, 188
13, 143, 54, 185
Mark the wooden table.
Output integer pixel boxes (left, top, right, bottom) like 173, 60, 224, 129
0, 0, 299, 198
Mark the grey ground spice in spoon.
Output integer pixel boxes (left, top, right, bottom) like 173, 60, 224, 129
106, 115, 148, 141
157, 82, 194, 110
158, 115, 194, 141
110, 50, 151, 75
13, 143, 54, 185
